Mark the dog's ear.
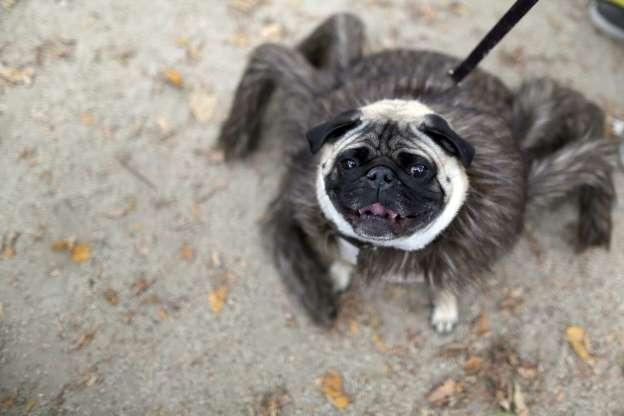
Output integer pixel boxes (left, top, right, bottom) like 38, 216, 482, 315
306, 110, 362, 153
420, 114, 475, 168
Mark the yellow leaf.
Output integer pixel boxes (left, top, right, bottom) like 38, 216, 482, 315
208, 286, 228, 314
318, 369, 350, 410
71, 243, 91, 263
565, 325, 594, 364
80, 112, 94, 126
227, 30, 250, 48
371, 333, 388, 353
162, 68, 183, 88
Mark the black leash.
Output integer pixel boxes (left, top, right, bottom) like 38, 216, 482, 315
449, 0, 540, 85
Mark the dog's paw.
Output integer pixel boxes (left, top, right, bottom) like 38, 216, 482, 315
430, 289, 458, 334
329, 261, 354, 292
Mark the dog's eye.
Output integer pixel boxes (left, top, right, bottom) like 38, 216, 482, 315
341, 159, 358, 169
409, 163, 427, 177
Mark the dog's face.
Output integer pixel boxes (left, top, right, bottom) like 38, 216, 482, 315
308, 100, 474, 251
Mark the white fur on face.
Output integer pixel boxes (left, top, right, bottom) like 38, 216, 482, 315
315, 99, 470, 252
360, 99, 432, 123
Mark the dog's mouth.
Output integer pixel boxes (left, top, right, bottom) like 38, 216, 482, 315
356, 202, 402, 224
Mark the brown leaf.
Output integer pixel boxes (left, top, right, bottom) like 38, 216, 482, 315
189, 90, 216, 123
71, 243, 91, 263
318, 369, 350, 410
162, 68, 183, 88
71, 329, 97, 351
426, 378, 457, 406
1, 392, 16, 409
463, 356, 483, 374
208, 286, 228, 314
473, 312, 489, 337
157, 306, 168, 321
50, 239, 71, 252
256, 386, 290, 416
565, 325, 594, 364
103, 289, 119, 306
132, 276, 151, 296
179, 242, 194, 262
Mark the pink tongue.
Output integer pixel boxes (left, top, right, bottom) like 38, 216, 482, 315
359, 203, 399, 220
368, 202, 387, 216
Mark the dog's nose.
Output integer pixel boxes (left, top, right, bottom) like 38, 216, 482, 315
366, 166, 396, 189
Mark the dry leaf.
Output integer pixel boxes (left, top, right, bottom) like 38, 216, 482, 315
463, 355, 483, 374
1, 393, 16, 409
132, 277, 151, 296
2, 0, 17, 10
189, 90, 216, 123
318, 369, 350, 410
24, 398, 37, 413
256, 386, 290, 416
103, 289, 119, 306
348, 320, 359, 335
228, 0, 262, 14
517, 363, 538, 380
50, 239, 71, 252
371, 333, 388, 353
473, 312, 489, 337
208, 286, 228, 314
179, 242, 194, 262
162, 68, 183, 88
260, 22, 284, 42
0, 303, 4, 321
80, 112, 95, 126
0, 65, 35, 85
71, 329, 97, 351
71, 243, 91, 263
157, 306, 168, 320
426, 378, 457, 406
512, 382, 529, 416
227, 30, 250, 48
211, 251, 222, 267
565, 325, 594, 364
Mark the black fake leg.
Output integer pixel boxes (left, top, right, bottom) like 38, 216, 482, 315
217, 44, 324, 159
297, 13, 365, 73
513, 78, 615, 250
264, 202, 339, 327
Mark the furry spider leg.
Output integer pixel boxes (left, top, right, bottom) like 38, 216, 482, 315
218, 14, 365, 160
512, 78, 616, 249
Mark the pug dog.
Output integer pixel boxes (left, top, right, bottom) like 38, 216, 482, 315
217, 14, 616, 332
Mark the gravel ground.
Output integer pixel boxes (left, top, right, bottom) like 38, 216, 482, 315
1, 0, 624, 415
